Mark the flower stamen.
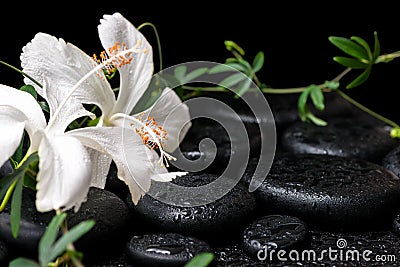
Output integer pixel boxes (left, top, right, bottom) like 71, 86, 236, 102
130, 113, 175, 167
91, 40, 148, 80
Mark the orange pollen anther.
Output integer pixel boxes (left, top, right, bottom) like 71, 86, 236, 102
91, 40, 143, 80
130, 115, 168, 151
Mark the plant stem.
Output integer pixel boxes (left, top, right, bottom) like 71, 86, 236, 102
137, 22, 163, 71
337, 90, 400, 127
0, 60, 42, 88
56, 210, 85, 267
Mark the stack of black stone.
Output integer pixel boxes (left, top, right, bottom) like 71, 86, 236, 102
2, 91, 400, 266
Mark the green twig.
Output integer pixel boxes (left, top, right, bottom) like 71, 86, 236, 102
0, 60, 42, 88
137, 22, 163, 71
337, 89, 400, 127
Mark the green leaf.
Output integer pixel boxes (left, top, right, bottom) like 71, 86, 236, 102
373, 31, 380, 61
328, 36, 369, 60
49, 219, 95, 262
184, 252, 214, 267
10, 176, 23, 238
234, 77, 252, 98
174, 66, 187, 83
87, 117, 100, 127
333, 56, 369, 69
0, 173, 18, 202
182, 67, 208, 83
350, 36, 373, 61
309, 86, 325, 111
225, 62, 248, 72
307, 112, 328, 126
19, 85, 37, 100
9, 258, 41, 267
224, 40, 245, 55
298, 89, 311, 121
219, 73, 246, 88
346, 64, 372, 89
11, 133, 25, 165
38, 101, 50, 113
390, 127, 400, 139
39, 213, 66, 266
208, 64, 234, 74
324, 80, 340, 90
252, 51, 264, 73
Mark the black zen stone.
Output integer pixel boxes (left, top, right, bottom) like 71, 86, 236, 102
0, 240, 8, 264
242, 215, 308, 259
68, 187, 132, 263
0, 187, 131, 263
0, 189, 52, 258
169, 118, 254, 175
382, 144, 400, 178
127, 173, 258, 244
126, 233, 212, 267
281, 117, 399, 163
255, 153, 400, 230
307, 231, 400, 266
392, 214, 400, 236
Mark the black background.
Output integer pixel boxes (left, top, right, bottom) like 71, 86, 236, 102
1, 2, 399, 122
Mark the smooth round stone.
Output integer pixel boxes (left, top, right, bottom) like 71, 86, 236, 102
0, 160, 13, 178
0, 240, 8, 264
281, 117, 399, 163
308, 230, 400, 266
127, 173, 258, 243
0, 187, 131, 261
382, 144, 400, 178
392, 214, 400, 236
104, 161, 130, 201
242, 214, 308, 259
126, 233, 212, 267
255, 153, 400, 230
169, 118, 255, 174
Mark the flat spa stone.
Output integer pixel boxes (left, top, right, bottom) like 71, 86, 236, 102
254, 153, 400, 230
126, 173, 258, 244
392, 214, 400, 236
382, 144, 400, 178
126, 233, 212, 267
214, 231, 400, 266
281, 117, 399, 163
0, 240, 8, 264
0, 187, 131, 261
242, 214, 308, 259
169, 118, 256, 175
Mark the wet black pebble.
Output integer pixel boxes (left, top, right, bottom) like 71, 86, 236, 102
392, 214, 400, 236
170, 118, 255, 175
126, 233, 212, 267
0, 187, 131, 262
255, 153, 400, 230
281, 117, 399, 163
0, 240, 8, 264
127, 173, 258, 244
242, 214, 308, 259
382, 144, 400, 178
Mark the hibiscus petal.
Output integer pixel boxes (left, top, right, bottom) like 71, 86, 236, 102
98, 12, 154, 114
42, 77, 95, 135
20, 32, 116, 116
134, 88, 192, 153
67, 126, 152, 204
0, 107, 26, 167
0, 84, 46, 133
36, 135, 92, 213
87, 147, 112, 189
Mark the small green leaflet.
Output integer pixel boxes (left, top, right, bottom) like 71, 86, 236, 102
184, 252, 215, 267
